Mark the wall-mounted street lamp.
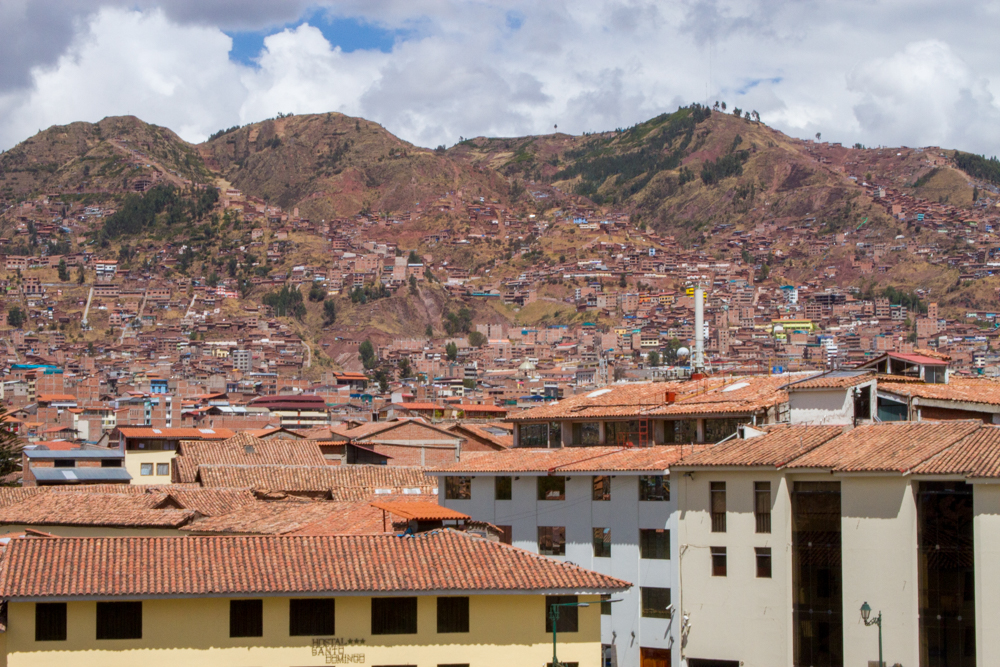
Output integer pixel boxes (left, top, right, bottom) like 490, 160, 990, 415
549, 598, 620, 667
860, 601, 883, 667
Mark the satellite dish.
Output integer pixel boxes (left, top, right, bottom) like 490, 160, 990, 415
676, 347, 690, 358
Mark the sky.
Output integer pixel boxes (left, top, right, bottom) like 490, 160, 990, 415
1, 1, 1000, 155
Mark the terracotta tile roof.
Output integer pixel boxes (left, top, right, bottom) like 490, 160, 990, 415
786, 371, 876, 390
878, 377, 1000, 407
675, 425, 845, 468
370, 500, 469, 521
432, 445, 702, 474
785, 421, 982, 473
510, 375, 799, 422
117, 426, 234, 439
0, 492, 198, 529
340, 419, 459, 442
36, 394, 77, 403
154, 488, 258, 517
182, 500, 387, 535
445, 423, 513, 449
910, 425, 1000, 478
0, 488, 47, 508
175, 433, 327, 483
0, 531, 630, 598
196, 464, 435, 495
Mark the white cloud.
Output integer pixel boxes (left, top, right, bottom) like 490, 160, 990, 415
2, 1, 1000, 157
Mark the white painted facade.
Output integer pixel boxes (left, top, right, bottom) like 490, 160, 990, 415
436, 471, 679, 667
787, 379, 876, 425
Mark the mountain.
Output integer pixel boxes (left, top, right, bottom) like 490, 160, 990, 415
199, 112, 512, 221
0, 116, 211, 198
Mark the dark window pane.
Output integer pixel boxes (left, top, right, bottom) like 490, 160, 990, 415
639, 529, 670, 559
545, 595, 578, 633
756, 547, 772, 578
519, 423, 548, 448
711, 547, 727, 577
538, 476, 566, 501
445, 476, 471, 500
639, 475, 669, 501
755, 481, 771, 534
711, 482, 726, 532
592, 475, 611, 501
495, 476, 512, 500
96, 601, 142, 640
538, 526, 566, 556
437, 597, 469, 633
593, 527, 611, 558
35, 603, 66, 641
372, 597, 417, 635
572, 422, 600, 445
230, 599, 263, 638
641, 587, 671, 619
600, 594, 612, 616
289, 598, 335, 636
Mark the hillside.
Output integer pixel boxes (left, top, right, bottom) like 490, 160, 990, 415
199, 112, 513, 221
0, 116, 211, 198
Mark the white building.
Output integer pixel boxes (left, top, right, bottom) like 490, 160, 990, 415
431, 446, 692, 667
672, 421, 998, 667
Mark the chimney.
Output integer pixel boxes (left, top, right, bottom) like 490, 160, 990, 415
665, 391, 676, 404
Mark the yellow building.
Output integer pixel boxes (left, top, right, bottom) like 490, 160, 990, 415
0, 531, 629, 667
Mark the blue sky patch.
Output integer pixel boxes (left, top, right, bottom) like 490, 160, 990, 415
735, 76, 783, 95
227, 11, 406, 67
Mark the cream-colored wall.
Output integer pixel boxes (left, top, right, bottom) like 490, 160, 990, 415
974, 483, 1000, 667
6, 593, 602, 667
839, 476, 919, 667
124, 450, 175, 485
677, 470, 793, 667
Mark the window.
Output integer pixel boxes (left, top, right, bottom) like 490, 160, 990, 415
140, 463, 153, 476
100, 459, 121, 467
605, 421, 639, 446
35, 603, 66, 641
641, 587, 671, 619
704, 418, 742, 443
711, 482, 727, 532
711, 547, 727, 577
593, 527, 611, 558
290, 598, 335, 636
96, 601, 142, 640
572, 422, 600, 445
639, 529, 670, 559
54, 459, 75, 468
756, 547, 772, 578
592, 475, 611, 501
663, 419, 697, 444
755, 482, 771, 533
372, 597, 417, 635
230, 599, 263, 638
600, 594, 612, 616
444, 476, 471, 500
537, 476, 566, 501
545, 595, 578, 633
495, 476, 512, 500
496, 525, 512, 544
520, 423, 548, 448
538, 526, 566, 556
639, 475, 669, 501
156, 462, 170, 476
437, 597, 469, 633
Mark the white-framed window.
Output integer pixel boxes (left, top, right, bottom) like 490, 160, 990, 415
156, 463, 169, 476
140, 463, 153, 476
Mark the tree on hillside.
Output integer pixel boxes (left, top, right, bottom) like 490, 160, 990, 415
468, 331, 487, 348
374, 369, 390, 394
359, 339, 377, 370
6, 307, 25, 328
323, 299, 337, 326
647, 350, 661, 367
308, 282, 326, 302
76, 266, 85, 285
57, 259, 69, 282
398, 356, 412, 379
445, 341, 458, 361
408, 250, 420, 264
425, 324, 433, 338
409, 274, 418, 295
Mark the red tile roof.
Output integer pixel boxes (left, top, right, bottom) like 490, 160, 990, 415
117, 427, 234, 440
432, 445, 702, 474
675, 425, 845, 468
878, 376, 1000, 408
0, 493, 198, 529
0, 532, 630, 598
182, 500, 388, 536
196, 464, 435, 495
175, 433, 326, 483
910, 425, 1000, 478
370, 500, 469, 521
